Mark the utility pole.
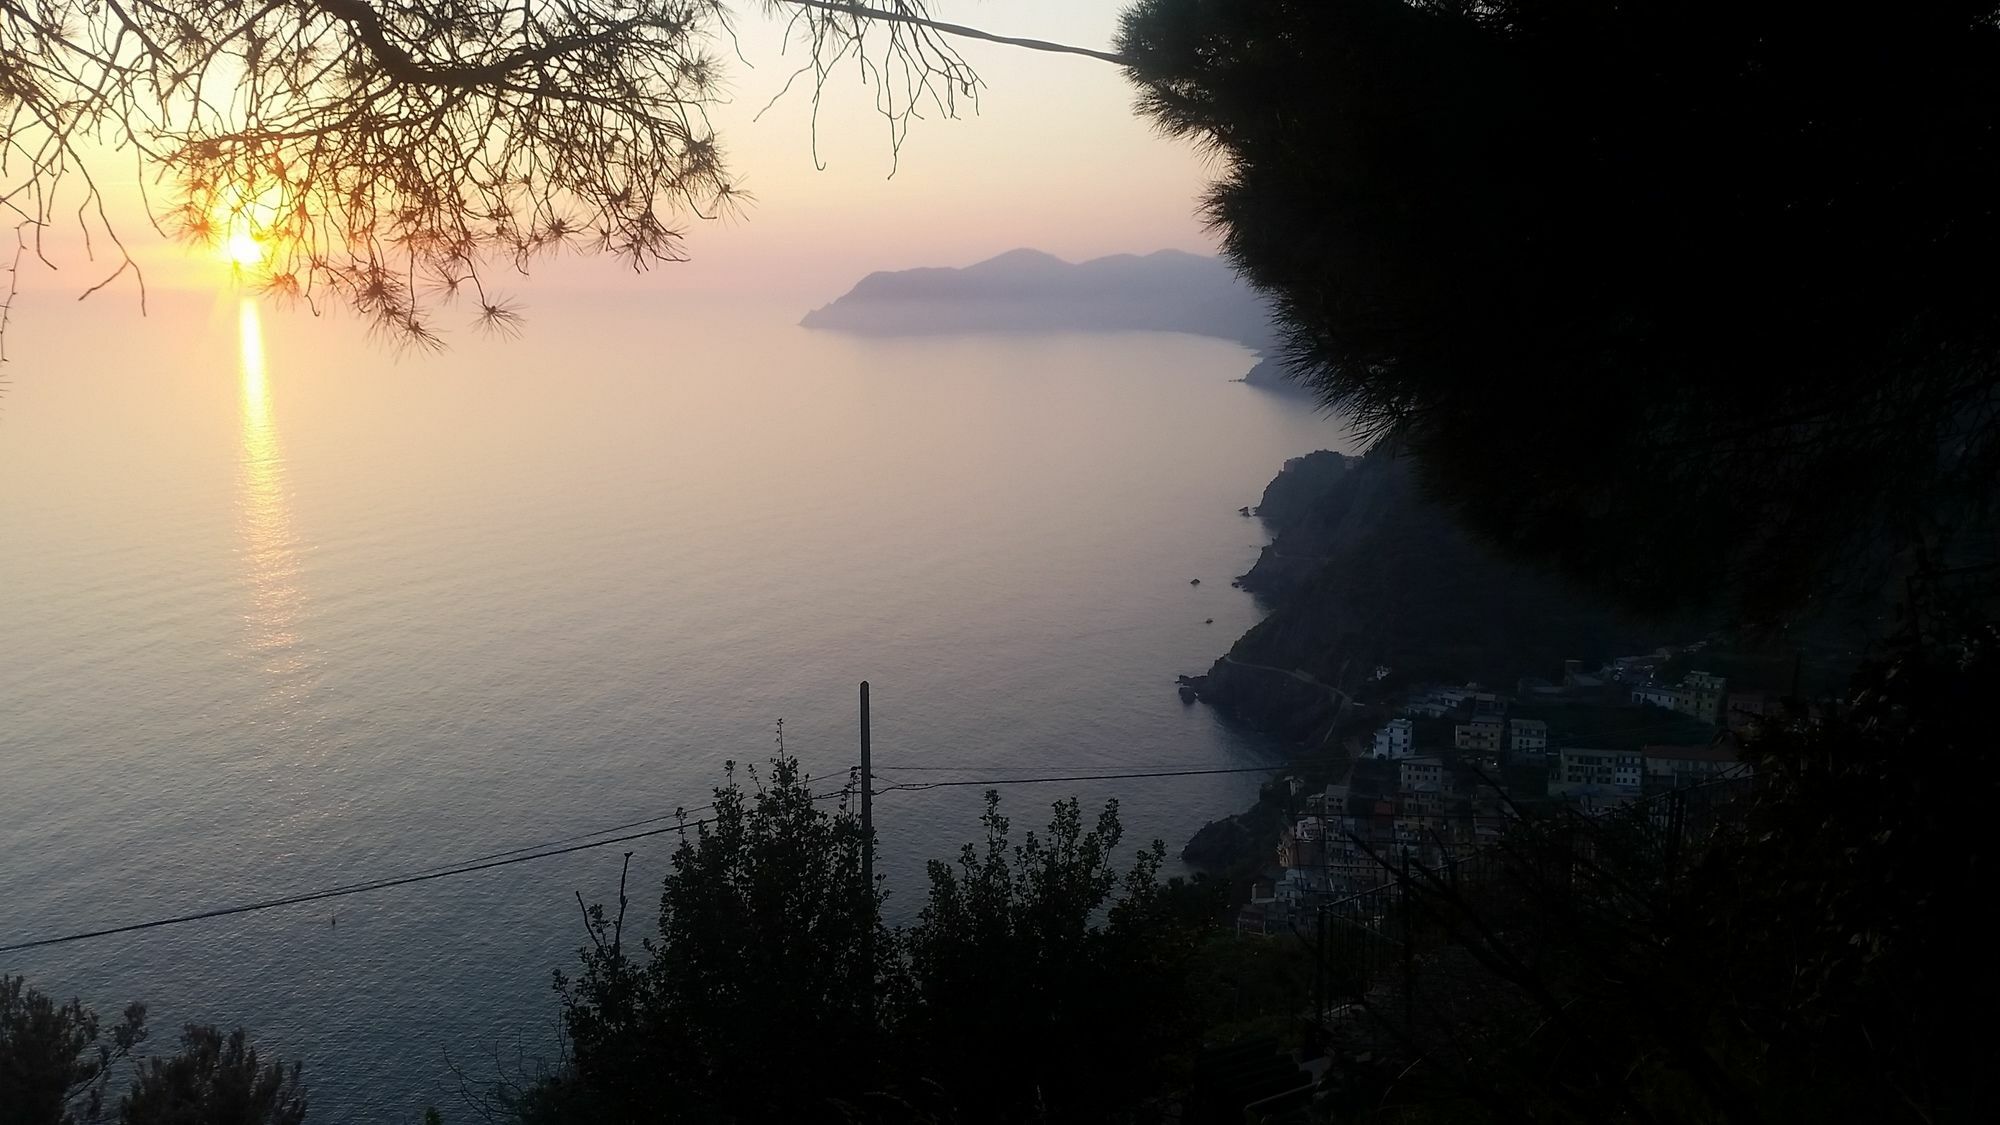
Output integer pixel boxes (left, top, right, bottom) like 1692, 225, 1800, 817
1314, 905, 1327, 1027
859, 681, 874, 1031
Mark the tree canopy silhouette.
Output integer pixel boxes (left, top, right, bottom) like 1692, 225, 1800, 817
1119, 0, 2000, 621
513, 751, 1238, 1124
1, 979, 305, 1125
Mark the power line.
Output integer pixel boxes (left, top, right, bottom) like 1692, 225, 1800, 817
0, 731, 1727, 956
873, 761, 1273, 774
871, 764, 1288, 793
0, 816, 716, 956
0, 788, 859, 957
0, 764, 1283, 956
380, 803, 718, 874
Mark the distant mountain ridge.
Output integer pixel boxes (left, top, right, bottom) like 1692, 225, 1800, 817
801, 248, 1288, 355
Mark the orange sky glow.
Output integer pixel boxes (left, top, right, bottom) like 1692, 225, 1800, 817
8, 3, 1221, 316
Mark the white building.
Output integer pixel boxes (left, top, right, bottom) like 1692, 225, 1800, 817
1373, 717, 1415, 759
1510, 718, 1549, 755
1633, 672, 1729, 725
1552, 747, 1643, 795
1631, 684, 1688, 710
1643, 743, 1750, 787
1400, 756, 1444, 794
1275, 866, 1331, 906
1455, 717, 1505, 752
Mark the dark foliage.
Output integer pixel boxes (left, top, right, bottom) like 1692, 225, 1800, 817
526, 753, 1235, 1124
119, 1027, 307, 1125
0, 978, 145, 1125
527, 754, 883, 1123
894, 794, 1224, 1125
1321, 624, 1998, 1122
1686, 625, 2000, 1119
1, 984, 301, 1125
1119, 0, 2000, 622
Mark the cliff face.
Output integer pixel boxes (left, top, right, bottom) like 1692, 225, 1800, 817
1192, 447, 1682, 742
1252, 450, 1348, 528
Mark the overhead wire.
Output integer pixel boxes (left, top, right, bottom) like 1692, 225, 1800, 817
0, 815, 721, 956
0, 763, 1282, 955
870, 764, 1288, 793
0, 717, 1724, 956
0, 787, 859, 956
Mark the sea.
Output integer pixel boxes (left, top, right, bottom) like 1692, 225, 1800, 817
0, 289, 1348, 1120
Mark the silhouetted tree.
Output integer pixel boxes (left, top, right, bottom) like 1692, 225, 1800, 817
894, 793, 1224, 1125
0, 977, 145, 1125
525, 751, 886, 1123
119, 1026, 307, 1125
521, 750, 1232, 1124
1, 981, 303, 1125
1119, 0, 2000, 622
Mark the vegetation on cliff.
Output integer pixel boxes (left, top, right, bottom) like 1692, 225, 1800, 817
502, 753, 1293, 1124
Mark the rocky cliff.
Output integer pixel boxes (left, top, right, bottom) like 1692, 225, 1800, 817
1187, 446, 1683, 744
1239, 356, 1315, 399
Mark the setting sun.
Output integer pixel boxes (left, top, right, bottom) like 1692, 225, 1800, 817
224, 228, 265, 267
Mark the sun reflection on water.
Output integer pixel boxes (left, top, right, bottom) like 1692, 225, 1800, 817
236, 299, 307, 676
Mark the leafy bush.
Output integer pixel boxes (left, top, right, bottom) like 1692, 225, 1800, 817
1, 980, 301, 1125
525, 753, 1232, 1123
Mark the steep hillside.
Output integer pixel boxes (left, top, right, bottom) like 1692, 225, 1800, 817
1189, 448, 1687, 741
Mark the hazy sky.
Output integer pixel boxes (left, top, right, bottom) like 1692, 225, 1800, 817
682, 2, 1222, 296
8, 2, 1221, 316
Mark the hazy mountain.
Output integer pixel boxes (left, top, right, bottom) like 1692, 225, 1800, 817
801, 248, 1284, 351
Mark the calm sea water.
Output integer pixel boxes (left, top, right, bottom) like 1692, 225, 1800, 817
0, 290, 1345, 1120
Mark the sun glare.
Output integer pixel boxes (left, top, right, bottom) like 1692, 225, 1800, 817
225, 228, 266, 268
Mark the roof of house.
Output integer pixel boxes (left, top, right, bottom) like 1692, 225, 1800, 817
1643, 743, 1739, 763
1560, 746, 1637, 760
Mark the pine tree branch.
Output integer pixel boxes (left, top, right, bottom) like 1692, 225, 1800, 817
775, 1, 1132, 66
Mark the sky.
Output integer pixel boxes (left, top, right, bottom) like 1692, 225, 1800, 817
5, 2, 1223, 319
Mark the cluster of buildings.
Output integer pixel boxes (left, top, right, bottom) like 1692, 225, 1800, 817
1238, 650, 1761, 935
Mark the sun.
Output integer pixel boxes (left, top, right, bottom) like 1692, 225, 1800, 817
224, 227, 266, 268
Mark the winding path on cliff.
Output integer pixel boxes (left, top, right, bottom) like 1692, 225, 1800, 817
1219, 654, 1352, 706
